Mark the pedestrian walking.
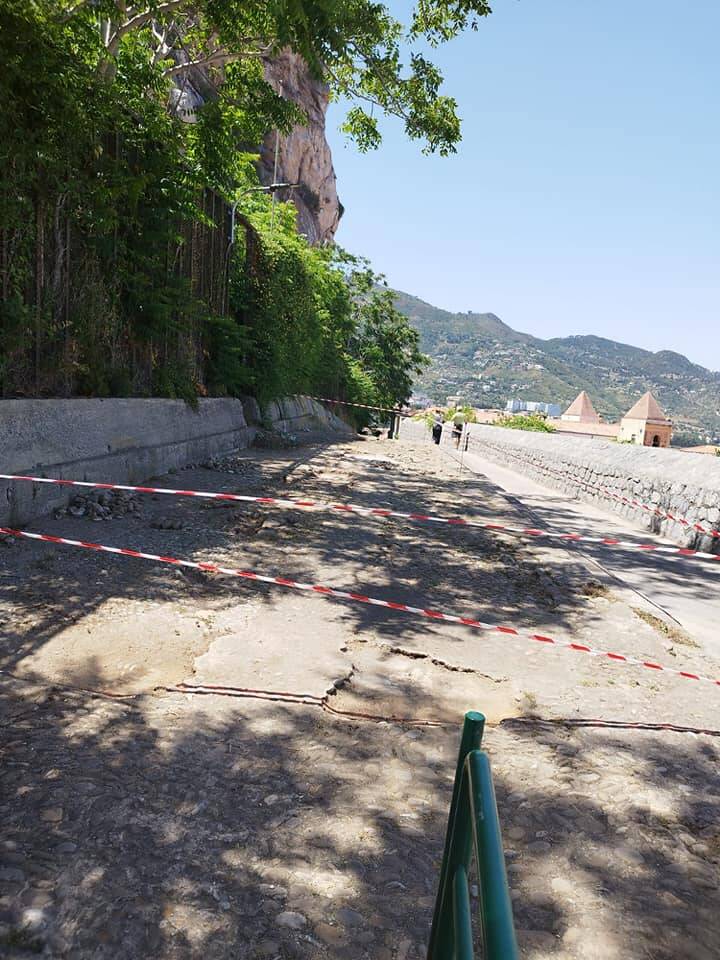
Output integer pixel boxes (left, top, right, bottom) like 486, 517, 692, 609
452, 406, 465, 449
431, 413, 443, 445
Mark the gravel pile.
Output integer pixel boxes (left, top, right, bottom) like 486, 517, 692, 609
55, 490, 141, 522
200, 455, 262, 476
253, 429, 300, 450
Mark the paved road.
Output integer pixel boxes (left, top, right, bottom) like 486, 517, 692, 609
441, 442, 719, 654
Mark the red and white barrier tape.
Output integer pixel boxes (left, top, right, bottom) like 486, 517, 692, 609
303, 394, 408, 415
2, 525, 718, 692
476, 449, 720, 541
2, 473, 719, 567
576, 476, 720, 540
0, 667, 448, 726
501, 716, 720, 738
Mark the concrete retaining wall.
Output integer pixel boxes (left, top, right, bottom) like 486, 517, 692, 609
262, 396, 354, 436
0, 395, 351, 526
0, 398, 254, 526
399, 418, 720, 554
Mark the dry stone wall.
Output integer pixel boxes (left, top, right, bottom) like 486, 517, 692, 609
465, 424, 720, 554
400, 419, 720, 554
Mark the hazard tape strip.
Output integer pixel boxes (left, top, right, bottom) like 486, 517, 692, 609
2, 473, 719, 566
0, 667, 448, 726
577, 476, 720, 540
474, 447, 720, 541
4, 664, 715, 732
2, 525, 718, 692
303, 394, 408, 415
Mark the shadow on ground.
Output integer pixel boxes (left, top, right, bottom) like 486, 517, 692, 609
0, 437, 603, 686
1, 673, 719, 959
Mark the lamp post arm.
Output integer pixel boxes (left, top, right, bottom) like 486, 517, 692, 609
229, 183, 299, 245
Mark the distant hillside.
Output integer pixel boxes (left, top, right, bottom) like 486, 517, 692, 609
393, 291, 720, 445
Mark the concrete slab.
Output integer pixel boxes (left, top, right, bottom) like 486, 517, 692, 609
190, 596, 354, 698
448, 446, 720, 655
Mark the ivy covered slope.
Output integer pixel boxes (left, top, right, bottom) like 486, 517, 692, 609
0, 0, 491, 406
396, 291, 720, 445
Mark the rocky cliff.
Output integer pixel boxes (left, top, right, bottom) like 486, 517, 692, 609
261, 50, 342, 245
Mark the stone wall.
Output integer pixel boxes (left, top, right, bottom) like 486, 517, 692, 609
0, 396, 351, 526
399, 418, 720, 554
262, 396, 353, 437
0, 398, 253, 527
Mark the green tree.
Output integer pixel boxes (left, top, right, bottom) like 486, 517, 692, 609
1, 0, 467, 402
226, 196, 426, 410
53, 0, 493, 155
343, 258, 428, 407
496, 413, 555, 433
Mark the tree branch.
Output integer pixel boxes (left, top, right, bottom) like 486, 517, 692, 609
109, 0, 190, 47
324, 61, 411, 124
162, 46, 271, 78
151, 21, 172, 65
59, 0, 100, 21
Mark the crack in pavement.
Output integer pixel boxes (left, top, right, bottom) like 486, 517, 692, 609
324, 664, 356, 696
346, 637, 508, 682
387, 645, 509, 681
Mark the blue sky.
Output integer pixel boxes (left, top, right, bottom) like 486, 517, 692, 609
326, 0, 720, 370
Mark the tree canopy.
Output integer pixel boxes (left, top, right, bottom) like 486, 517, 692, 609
49, 0, 493, 155
1, 0, 498, 407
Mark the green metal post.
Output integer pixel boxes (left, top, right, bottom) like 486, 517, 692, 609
467, 751, 519, 959
451, 863, 473, 960
428, 711, 485, 960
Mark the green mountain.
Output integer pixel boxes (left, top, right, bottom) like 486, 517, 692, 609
394, 291, 720, 446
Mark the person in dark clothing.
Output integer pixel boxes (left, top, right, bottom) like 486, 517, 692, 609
431, 413, 443, 445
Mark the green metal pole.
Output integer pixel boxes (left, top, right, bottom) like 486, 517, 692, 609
467, 751, 519, 960
427, 711, 485, 960
451, 863, 474, 960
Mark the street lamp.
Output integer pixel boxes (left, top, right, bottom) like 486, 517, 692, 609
229, 182, 299, 246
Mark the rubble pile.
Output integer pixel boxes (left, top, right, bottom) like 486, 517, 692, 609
55, 490, 141, 522
200, 455, 263, 476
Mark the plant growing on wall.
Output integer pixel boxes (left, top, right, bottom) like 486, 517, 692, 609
0, 0, 489, 400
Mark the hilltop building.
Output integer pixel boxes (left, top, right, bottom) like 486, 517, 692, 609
561, 391, 600, 423
546, 390, 673, 446
618, 392, 672, 447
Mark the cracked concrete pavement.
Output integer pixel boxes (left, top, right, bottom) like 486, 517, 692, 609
439, 434, 720, 656
1, 434, 719, 958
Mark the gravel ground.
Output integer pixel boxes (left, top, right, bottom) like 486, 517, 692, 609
1, 435, 718, 958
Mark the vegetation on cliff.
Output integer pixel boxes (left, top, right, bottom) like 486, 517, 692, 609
0, 0, 489, 403
0, 0, 487, 406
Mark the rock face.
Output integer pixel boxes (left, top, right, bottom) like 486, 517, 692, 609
260, 50, 342, 245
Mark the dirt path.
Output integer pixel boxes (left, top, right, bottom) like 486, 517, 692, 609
1, 435, 718, 958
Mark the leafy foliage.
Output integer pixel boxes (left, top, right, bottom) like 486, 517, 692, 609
496, 414, 555, 433
0, 0, 465, 403
229, 198, 428, 410
53, 0, 493, 156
